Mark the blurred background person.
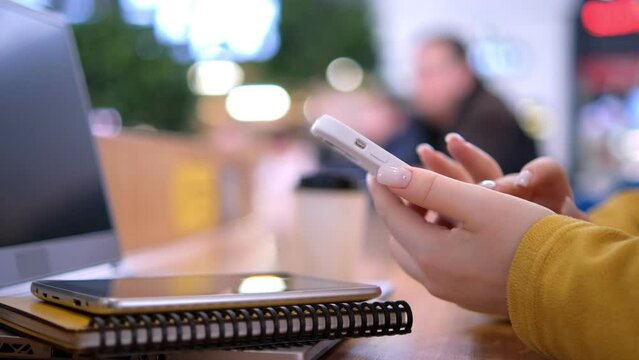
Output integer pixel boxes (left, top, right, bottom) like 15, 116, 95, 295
386, 35, 537, 174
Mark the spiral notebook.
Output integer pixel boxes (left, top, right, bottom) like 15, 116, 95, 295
0, 296, 412, 356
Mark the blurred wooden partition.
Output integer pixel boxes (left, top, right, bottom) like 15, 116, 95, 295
96, 130, 253, 253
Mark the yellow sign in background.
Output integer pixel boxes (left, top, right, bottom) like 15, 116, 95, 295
170, 160, 218, 235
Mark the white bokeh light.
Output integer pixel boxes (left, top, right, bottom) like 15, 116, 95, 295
119, 0, 157, 26
326, 57, 364, 92
238, 275, 286, 293
145, 0, 280, 62
153, 0, 190, 45
15, 0, 281, 63
187, 60, 244, 96
621, 129, 639, 162
225, 84, 291, 122
188, 0, 279, 61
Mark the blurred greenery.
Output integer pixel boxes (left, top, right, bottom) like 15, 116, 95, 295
72, 0, 375, 132
262, 0, 376, 86
73, 2, 193, 132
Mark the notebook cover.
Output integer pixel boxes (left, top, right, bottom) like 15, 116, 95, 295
0, 297, 90, 331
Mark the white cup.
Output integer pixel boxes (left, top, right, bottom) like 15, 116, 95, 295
286, 173, 368, 281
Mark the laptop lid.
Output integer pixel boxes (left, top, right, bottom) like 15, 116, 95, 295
0, 1, 121, 288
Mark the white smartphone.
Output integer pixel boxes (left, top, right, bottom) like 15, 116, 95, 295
311, 114, 408, 174
31, 273, 381, 315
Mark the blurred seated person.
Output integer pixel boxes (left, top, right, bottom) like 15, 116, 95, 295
309, 88, 407, 183
386, 35, 536, 174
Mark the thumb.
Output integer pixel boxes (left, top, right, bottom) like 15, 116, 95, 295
376, 165, 500, 231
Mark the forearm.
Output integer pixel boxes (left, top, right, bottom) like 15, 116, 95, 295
508, 215, 639, 360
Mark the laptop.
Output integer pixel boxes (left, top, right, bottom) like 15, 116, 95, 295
0, 0, 128, 356
0, 2, 342, 359
0, 0, 123, 297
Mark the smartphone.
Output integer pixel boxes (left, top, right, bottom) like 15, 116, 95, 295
31, 273, 381, 315
311, 114, 408, 174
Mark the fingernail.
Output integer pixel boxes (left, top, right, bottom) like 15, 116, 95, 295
516, 170, 532, 187
445, 132, 464, 144
479, 179, 496, 189
416, 143, 433, 154
377, 166, 412, 188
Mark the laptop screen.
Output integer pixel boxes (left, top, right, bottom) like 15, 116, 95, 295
0, 2, 120, 287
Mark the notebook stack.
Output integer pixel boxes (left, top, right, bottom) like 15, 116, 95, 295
0, 296, 412, 358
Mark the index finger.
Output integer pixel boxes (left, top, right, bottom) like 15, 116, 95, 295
445, 133, 503, 182
416, 144, 472, 182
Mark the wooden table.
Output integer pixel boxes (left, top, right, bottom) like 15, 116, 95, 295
123, 213, 544, 360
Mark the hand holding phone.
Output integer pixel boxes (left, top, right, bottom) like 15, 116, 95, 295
311, 115, 408, 174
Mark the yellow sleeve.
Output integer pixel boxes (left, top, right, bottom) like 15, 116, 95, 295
508, 215, 639, 360
589, 190, 639, 235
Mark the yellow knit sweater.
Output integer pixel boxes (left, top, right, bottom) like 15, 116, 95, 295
508, 190, 639, 360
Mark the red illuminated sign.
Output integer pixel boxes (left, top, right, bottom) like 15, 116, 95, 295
581, 0, 639, 36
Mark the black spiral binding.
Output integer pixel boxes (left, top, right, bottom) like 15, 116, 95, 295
181, 312, 197, 346
89, 300, 412, 355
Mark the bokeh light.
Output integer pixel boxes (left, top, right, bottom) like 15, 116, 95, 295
225, 84, 291, 122
89, 108, 123, 138
238, 275, 286, 293
581, 0, 639, 37
468, 39, 526, 78
129, 0, 281, 63
621, 129, 639, 162
325, 57, 364, 92
187, 60, 244, 96
17, 0, 283, 63
518, 99, 551, 140
119, 0, 156, 26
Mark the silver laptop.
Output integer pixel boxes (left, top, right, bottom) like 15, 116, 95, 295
0, 1, 127, 356
0, 0, 122, 297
